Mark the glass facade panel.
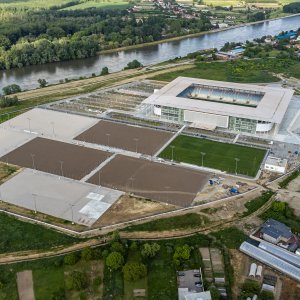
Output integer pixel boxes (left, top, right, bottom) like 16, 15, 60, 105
228, 117, 257, 134
161, 106, 184, 122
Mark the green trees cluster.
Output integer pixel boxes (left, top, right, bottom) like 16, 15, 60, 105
2, 84, 21, 95
0, 95, 19, 108
173, 244, 191, 267
0, 7, 212, 70
123, 262, 147, 281
283, 2, 300, 13
124, 59, 143, 70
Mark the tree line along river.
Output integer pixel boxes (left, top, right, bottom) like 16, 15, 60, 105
0, 14, 299, 91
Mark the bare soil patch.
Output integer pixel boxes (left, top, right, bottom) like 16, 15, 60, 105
0, 137, 111, 180
88, 155, 209, 206
94, 194, 177, 226
17, 270, 35, 300
75, 120, 174, 155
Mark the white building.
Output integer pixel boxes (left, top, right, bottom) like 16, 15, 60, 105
142, 77, 294, 135
264, 156, 288, 174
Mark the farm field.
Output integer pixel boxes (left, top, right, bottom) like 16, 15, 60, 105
0, 137, 111, 180
159, 135, 266, 177
87, 154, 209, 206
75, 120, 174, 155
63, 0, 131, 10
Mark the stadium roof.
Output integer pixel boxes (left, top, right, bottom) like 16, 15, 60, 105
143, 77, 294, 124
240, 241, 300, 282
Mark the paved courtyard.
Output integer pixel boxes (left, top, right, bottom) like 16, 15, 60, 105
0, 169, 123, 226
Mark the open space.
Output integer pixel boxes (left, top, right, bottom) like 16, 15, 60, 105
88, 155, 209, 206
16, 270, 35, 300
0, 137, 111, 180
75, 120, 174, 155
0, 169, 122, 226
2, 108, 98, 140
159, 135, 266, 177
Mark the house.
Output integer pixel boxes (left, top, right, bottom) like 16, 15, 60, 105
260, 219, 292, 244
264, 156, 288, 174
178, 289, 212, 300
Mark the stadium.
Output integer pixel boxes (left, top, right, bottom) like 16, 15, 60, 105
142, 77, 294, 135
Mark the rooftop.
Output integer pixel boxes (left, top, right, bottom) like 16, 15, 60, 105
265, 156, 288, 168
261, 219, 292, 240
178, 289, 212, 300
143, 77, 294, 124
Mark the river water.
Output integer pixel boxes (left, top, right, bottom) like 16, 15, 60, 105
0, 15, 299, 90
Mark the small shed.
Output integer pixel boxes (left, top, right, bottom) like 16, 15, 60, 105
249, 263, 257, 277
256, 265, 263, 277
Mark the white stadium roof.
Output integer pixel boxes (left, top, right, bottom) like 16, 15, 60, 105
143, 77, 294, 124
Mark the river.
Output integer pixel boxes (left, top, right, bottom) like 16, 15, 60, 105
0, 15, 299, 90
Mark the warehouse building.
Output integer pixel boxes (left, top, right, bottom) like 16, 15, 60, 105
142, 77, 294, 135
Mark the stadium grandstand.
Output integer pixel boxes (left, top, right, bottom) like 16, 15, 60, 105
142, 77, 294, 135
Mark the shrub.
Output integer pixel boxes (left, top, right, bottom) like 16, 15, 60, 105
123, 262, 147, 281
106, 251, 124, 270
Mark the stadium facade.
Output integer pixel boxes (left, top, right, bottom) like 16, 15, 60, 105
142, 77, 294, 135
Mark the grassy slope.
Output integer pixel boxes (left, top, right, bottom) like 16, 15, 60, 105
159, 135, 266, 177
0, 213, 79, 253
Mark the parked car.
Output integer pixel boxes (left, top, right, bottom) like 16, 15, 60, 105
194, 274, 201, 277
178, 272, 185, 276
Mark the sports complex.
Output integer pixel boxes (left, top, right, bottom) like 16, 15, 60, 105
1, 77, 297, 229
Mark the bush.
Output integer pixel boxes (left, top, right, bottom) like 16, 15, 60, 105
64, 253, 79, 265
2, 84, 21, 95
100, 66, 109, 76
110, 242, 125, 255
65, 271, 88, 290
0, 95, 19, 108
141, 243, 160, 258
124, 59, 142, 70
123, 262, 147, 281
81, 247, 92, 261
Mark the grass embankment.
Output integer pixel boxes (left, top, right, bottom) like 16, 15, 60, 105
159, 135, 266, 177
242, 191, 275, 217
124, 213, 210, 232
279, 169, 300, 189
151, 59, 300, 82
211, 227, 248, 249
0, 163, 18, 183
0, 213, 79, 254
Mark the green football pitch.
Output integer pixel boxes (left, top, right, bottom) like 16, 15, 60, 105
159, 135, 266, 177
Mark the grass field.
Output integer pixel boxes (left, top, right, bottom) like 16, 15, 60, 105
0, 212, 79, 253
63, 0, 130, 10
159, 135, 266, 177
151, 59, 300, 83
0, 163, 18, 183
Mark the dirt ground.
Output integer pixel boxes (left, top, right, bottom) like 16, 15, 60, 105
88, 154, 209, 207
0, 137, 111, 180
75, 120, 174, 155
280, 277, 300, 300
16, 270, 35, 300
94, 194, 177, 226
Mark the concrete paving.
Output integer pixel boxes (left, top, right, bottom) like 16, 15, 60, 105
1, 108, 98, 140
0, 169, 123, 226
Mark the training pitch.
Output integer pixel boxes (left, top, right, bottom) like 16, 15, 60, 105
87, 155, 209, 207
75, 120, 173, 155
159, 135, 266, 177
0, 137, 111, 180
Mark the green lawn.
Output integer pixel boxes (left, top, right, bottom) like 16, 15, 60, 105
0, 213, 79, 253
33, 267, 65, 300
63, 0, 130, 10
159, 135, 266, 177
124, 213, 210, 232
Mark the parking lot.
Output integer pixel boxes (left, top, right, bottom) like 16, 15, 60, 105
177, 269, 203, 293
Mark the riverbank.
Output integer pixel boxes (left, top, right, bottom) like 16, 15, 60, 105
98, 12, 300, 55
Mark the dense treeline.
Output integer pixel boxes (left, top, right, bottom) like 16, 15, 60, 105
283, 2, 300, 13
0, 7, 212, 70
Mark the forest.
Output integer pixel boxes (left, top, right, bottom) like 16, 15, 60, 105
0, 6, 212, 70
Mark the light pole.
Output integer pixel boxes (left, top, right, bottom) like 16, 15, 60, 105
30, 153, 36, 170
200, 152, 206, 167
32, 193, 37, 214
27, 117, 31, 133
171, 145, 175, 161
235, 158, 240, 175
106, 133, 110, 148
50, 121, 55, 137
70, 204, 75, 224
59, 160, 64, 178
98, 170, 101, 188
134, 138, 138, 153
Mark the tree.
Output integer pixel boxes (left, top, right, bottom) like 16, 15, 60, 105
110, 241, 125, 254
65, 271, 88, 290
124, 59, 142, 70
64, 253, 78, 265
106, 251, 124, 270
123, 262, 147, 281
2, 84, 21, 95
272, 201, 286, 212
141, 243, 160, 258
210, 287, 220, 300
173, 244, 191, 266
51, 288, 66, 300
38, 78, 48, 88
100, 66, 109, 76
81, 247, 92, 261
